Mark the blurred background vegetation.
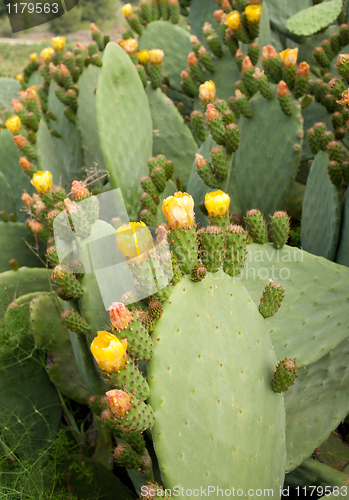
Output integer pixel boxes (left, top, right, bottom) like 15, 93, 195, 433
0, 0, 128, 77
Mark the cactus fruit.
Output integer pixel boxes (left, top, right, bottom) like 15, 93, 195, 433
272, 358, 299, 393
245, 209, 268, 243
258, 280, 285, 319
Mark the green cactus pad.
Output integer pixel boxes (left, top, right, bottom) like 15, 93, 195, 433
0, 76, 20, 108
168, 227, 198, 274
189, 0, 220, 43
285, 458, 349, 488
336, 189, 349, 267
284, 336, 349, 471
149, 271, 285, 496
234, 85, 303, 217
0, 223, 46, 272
240, 243, 349, 367
0, 129, 33, 222
146, 88, 197, 188
77, 65, 106, 181
286, 0, 343, 37
301, 151, 342, 261
30, 293, 91, 404
138, 21, 192, 93
96, 43, 152, 220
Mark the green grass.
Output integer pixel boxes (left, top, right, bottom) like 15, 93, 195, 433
0, 42, 49, 78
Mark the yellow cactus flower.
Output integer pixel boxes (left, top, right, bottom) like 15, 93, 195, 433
199, 80, 216, 103
90, 331, 128, 373
226, 11, 241, 31
105, 389, 132, 417
123, 38, 138, 55
5, 116, 22, 134
29, 52, 37, 62
245, 5, 262, 24
279, 48, 298, 68
205, 190, 230, 217
149, 49, 164, 65
52, 36, 66, 51
138, 49, 150, 64
31, 171, 53, 194
40, 47, 54, 62
121, 3, 133, 17
116, 222, 153, 260
162, 192, 195, 230
15, 74, 24, 83
108, 302, 134, 332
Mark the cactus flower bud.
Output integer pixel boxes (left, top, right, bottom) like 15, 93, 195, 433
205, 190, 230, 217
5, 116, 22, 134
187, 51, 198, 66
261, 45, 278, 61
40, 47, 54, 62
59, 64, 70, 77
121, 3, 133, 17
31, 171, 53, 193
29, 52, 37, 62
226, 11, 241, 31
13, 134, 27, 148
19, 156, 33, 172
195, 153, 207, 169
16, 74, 24, 82
279, 48, 298, 68
90, 22, 100, 34
115, 222, 153, 259
205, 103, 220, 121
123, 38, 138, 55
105, 389, 132, 417
52, 37, 65, 51
26, 219, 43, 233
245, 5, 262, 23
138, 49, 150, 64
199, 80, 216, 103
214, 9, 224, 23
108, 302, 134, 332
241, 56, 254, 73
21, 192, 34, 206
149, 49, 164, 64
277, 80, 290, 97
90, 331, 128, 373
25, 86, 38, 101
190, 35, 200, 45
71, 180, 89, 200
11, 99, 23, 113
296, 61, 310, 78
162, 192, 195, 230
202, 22, 213, 35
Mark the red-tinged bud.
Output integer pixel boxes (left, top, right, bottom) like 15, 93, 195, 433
205, 103, 220, 121
108, 302, 134, 332
277, 80, 289, 97
76, 42, 86, 51
195, 153, 208, 169
60, 64, 70, 76
296, 62, 310, 78
25, 86, 38, 101
203, 22, 213, 35
13, 135, 27, 148
105, 389, 132, 417
90, 22, 100, 34
214, 9, 224, 22
262, 44, 278, 61
221, 0, 230, 8
49, 62, 57, 74
241, 56, 254, 73
19, 156, 32, 171
190, 35, 200, 46
181, 70, 190, 80
21, 192, 33, 207
253, 67, 265, 79
198, 45, 208, 57
26, 219, 43, 234
235, 48, 245, 59
71, 180, 89, 200
187, 51, 198, 66
11, 99, 23, 113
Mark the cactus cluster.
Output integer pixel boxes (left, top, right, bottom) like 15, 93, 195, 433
1, 0, 349, 497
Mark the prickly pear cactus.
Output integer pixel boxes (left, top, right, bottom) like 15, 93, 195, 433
149, 271, 286, 496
